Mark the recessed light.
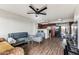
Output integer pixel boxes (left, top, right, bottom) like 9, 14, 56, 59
58, 19, 62, 21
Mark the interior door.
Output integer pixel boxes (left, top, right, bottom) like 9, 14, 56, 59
51, 25, 56, 37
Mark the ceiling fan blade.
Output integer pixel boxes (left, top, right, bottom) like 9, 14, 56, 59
29, 5, 37, 13
27, 12, 35, 14
38, 6, 47, 13
27, 13, 35, 14
39, 13, 46, 15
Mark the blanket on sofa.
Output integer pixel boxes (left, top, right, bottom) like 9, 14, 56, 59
0, 41, 14, 53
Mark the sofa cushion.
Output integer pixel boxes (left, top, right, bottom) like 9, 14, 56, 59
8, 37, 16, 44
17, 38, 26, 42
32, 37, 43, 42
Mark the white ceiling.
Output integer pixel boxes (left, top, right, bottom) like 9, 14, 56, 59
0, 4, 78, 23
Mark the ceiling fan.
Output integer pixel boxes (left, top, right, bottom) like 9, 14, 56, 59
27, 4, 47, 17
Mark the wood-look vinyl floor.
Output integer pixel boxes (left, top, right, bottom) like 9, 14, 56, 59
21, 38, 64, 55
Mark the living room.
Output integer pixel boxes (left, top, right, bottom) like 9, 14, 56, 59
0, 4, 78, 55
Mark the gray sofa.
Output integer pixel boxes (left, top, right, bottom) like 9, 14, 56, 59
8, 32, 30, 46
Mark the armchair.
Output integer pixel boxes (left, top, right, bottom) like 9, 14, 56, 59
32, 31, 45, 43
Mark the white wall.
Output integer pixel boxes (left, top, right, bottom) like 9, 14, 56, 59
32, 23, 38, 35
0, 9, 34, 38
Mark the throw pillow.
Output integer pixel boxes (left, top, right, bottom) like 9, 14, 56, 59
8, 37, 16, 44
